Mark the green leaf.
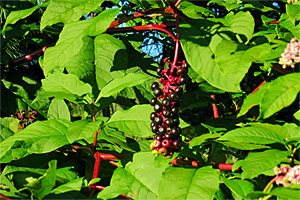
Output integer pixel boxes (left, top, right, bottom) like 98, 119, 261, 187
0, 119, 71, 163
223, 178, 255, 199
50, 177, 83, 194
218, 141, 271, 150
179, 1, 215, 19
215, 39, 256, 78
279, 14, 300, 40
189, 133, 222, 148
43, 8, 120, 75
2, 2, 49, 36
94, 34, 127, 90
259, 73, 300, 119
47, 98, 70, 121
158, 166, 219, 200
96, 73, 150, 102
269, 187, 300, 200
41, 0, 105, 30
42, 73, 92, 96
67, 119, 106, 143
286, 1, 300, 24
107, 105, 153, 137
217, 127, 285, 145
106, 152, 168, 199
97, 186, 130, 200
223, 11, 254, 41
25, 160, 57, 199
180, 20, 241, 92
64, 37, 98, 92
241, 149, 292, 179
294, 109, 300, 120
0, 117, 19, 141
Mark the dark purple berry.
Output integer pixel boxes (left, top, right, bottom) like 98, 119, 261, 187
175, 87, 183, 96
171, 107, 179, 115
150, 112, 157, 121
151, 82, 159, 90
150, 98, 157, 106
154, 103, 163, 112
162, 99, 171, 108
173, 117, 179, 126
165, 118, 174, 127
179, 77, 186, 85
162, 110, 171, 117
157, 67, 163, 75
170, 93, 179, 101
151, 123, 158, 133
176, 67, 187, 75
153, 88, 163, 97
165, 133, 174, 140
154, 116, 163, 124
158, 126, 166, 133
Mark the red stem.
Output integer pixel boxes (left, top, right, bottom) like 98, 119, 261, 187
92, 152, 102, 179
175, 0, 183, 7
250, 80, 267, 94
210, 95, 219, 118
0, 194, 12, 200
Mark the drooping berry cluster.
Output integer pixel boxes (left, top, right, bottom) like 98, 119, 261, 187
279, 37, 300, 69
274, 165, 300, 186
149, 59, 188, 157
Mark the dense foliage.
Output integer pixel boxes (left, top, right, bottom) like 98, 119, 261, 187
1, 0, 300, 199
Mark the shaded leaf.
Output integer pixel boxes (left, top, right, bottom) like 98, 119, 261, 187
25, 160, 57, 199
107, 105, 153, 137
223, 178, 255, 199
189, 133, 222, 148
41, 0, 105, 30
47, 98, 70, 121
158, 166, 219, 200
241, 149, 292, 179
0, 119, 71, 163
43, 8, 120, 75
50, 177, 83, 194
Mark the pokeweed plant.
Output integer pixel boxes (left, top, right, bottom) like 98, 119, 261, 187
0, 0, 299, 199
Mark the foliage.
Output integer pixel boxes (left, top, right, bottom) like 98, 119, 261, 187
0, 0, 299, 199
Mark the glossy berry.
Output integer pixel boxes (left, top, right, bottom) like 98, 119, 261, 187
179, 77, 187, 85
176, 67, 187, 75
150, 112, 157, 121
154, 116, 163, 124
155, 133, 163, 140
165, 133, 174, 140
162, 139, 171, 148
158, 126, 166, 133
162, 99, 171, 108
173, 117, 180, 126
171, 107, 179, 115
171, 127, 181, 135
158, 147, 168, 156
157, 67, 163, 75
153, 140, 161, 148
175, 87, 183, 96
162, 109, 171, 118
165, 118, 174, 127
151, 82, 159, 90
152, 149, 159, 157
153, 88, 163, 97
170, 93, 179, 101
151, 123, 158, 133
149, 98, 157, 106
154, 103, 163, 112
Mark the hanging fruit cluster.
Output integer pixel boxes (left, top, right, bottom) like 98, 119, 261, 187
149, 59, 188, 157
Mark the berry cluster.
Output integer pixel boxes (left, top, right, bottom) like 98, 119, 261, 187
149, 59, 188, 157
279, 37, 300, 69
274, 165, 300, 186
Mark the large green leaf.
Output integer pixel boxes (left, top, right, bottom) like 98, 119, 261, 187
179, 1, 215, 19
279, 14, 300, 40
43, 8, 120, 75
25, 160, 56, 199
42, 73, 92, 97
158, 166, 219, 200
99, 152, 168, 199
0, 117, 19, 141
96, 73, 150, 102
215, 39, 261, 77
49, 177, 83, 195
0, 119, 71, 163
238, 73, 300, 119
223, 178, 255, 200
217, 127, 285, 145
94, 34, 127, 90
64, 37, 98, 92
180, 19, 241, 92
107, 105, 153, 137
259, 73, 300, 119
222, 11, 254, 41
241, 149, 292, 179
189, 133, 222, 148
2, 2, 49, 36
67, 119, 106, 143
269, 187, 300, 200
218, 141, 271, 150
40, 0, 104, 30
47, 98, 70, 121
286, 1, 300, 24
